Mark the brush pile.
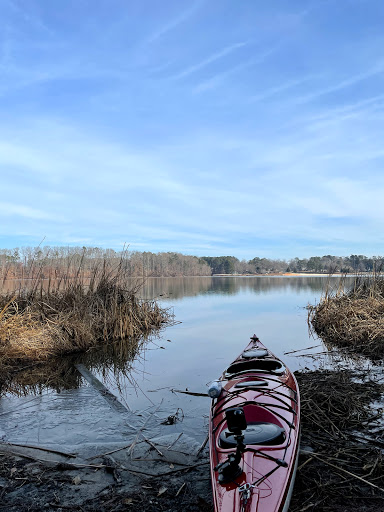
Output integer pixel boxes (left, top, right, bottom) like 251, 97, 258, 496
291, 369, 384, 512
0, 260, 173, 374
308, 275, 384, 357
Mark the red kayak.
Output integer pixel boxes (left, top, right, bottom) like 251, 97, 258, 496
209, 335, 300, 512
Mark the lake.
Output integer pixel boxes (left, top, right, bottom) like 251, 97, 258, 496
0, 276, 345, 452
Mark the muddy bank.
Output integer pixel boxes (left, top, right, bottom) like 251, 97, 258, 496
0, 435, 212, 512
1, 366, 383, 511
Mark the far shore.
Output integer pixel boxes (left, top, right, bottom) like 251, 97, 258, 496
1, 272, 357, 282
211, 272, 354, 277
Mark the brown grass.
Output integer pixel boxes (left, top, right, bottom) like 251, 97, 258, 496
291, 369, 384, 512
307, 274, 384, 357
0, 258, 173, 373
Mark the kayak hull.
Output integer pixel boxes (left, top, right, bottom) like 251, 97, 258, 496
209, 336, 300, 512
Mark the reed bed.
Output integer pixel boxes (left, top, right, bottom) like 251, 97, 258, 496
0, 259, 173, 377
308, 274, 384, 357
291, 369, 384, 512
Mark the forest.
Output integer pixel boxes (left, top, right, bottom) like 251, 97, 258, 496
0, 246, 383, 279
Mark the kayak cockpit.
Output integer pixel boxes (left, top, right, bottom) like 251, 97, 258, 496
225, 359, 286, 377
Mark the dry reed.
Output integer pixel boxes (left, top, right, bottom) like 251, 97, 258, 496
0, 258, 173, 375
291, 369, 384, 512
308, 274, 384, 357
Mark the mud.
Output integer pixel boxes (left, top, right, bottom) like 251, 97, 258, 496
0, 435, 213, 512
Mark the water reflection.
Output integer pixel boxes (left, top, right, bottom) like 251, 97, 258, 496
141, 275, 352, 299
1, 334, 153, 397
1, 276, 354, 398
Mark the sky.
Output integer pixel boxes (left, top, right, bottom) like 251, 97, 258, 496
1, 0, 384, 260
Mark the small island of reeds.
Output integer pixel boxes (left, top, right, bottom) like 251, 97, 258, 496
0, 257, 173, 379
308, 274, 384, 358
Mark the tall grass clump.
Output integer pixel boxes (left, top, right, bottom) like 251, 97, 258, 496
308, 273, 384, 357
0, 256, 173, 372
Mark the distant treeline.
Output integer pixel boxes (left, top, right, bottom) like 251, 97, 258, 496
0, 247, 383, 279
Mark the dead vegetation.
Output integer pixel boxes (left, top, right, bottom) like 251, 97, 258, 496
291, 369, 384, 512
308, 274, 384, 357
0, 258, 173, 379
1, 368, 383, 511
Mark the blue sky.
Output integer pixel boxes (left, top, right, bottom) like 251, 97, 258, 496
1, 0, 384, 260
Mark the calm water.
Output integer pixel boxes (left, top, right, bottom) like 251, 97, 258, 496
0, 276, 347, 451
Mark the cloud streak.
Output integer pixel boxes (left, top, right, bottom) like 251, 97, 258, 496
146, 0, 203, 44
170, 42, 248, 80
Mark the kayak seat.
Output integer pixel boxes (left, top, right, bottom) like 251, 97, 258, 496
219, 422, 285, 448
241, 349, 268, 359
234, 380, 268, 388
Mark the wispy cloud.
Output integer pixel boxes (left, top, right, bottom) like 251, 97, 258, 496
192, 48, 276, 94
170, 42, 248, 80
0, 202, 57, 221
294, 62, 384, 104
5, 0, 53, 35
146, 0, 203, 44
249, 76, 316, 103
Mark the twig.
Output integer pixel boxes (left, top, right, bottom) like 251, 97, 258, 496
121, 460, 209, 478
167, 432, 183, 450
128, 400, 164, 456
196, 433, 209, 456
284, 345, 321, 355
171, 389, 208, 397
297, 456, 313, 471
143, 436, 164, 457
175, 482, 186, 496
300, 451, 384, 492
349, 433, 384, 449
88, 400, 163, 461
87, 443, 133, 461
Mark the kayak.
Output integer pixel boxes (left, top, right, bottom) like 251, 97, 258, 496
209, 335, 300, 512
